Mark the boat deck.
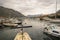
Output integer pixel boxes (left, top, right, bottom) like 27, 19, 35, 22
14, 32, 32, 40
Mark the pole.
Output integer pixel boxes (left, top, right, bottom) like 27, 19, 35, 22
20, 24, 23, 40
55, 0, 57, 19
21, 21, 23, 40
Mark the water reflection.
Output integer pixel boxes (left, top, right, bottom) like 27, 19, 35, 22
0, 19, 60, 40
43, 32, 60, 40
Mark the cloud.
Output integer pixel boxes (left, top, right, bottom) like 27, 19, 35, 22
0, 0, 60, 16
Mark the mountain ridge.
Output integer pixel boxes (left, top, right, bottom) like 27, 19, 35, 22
0, 6, 24, 18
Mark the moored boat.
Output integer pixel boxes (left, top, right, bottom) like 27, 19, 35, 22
3, 23, 18, 27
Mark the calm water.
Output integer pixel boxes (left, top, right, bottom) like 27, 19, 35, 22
0, 19, 60, 40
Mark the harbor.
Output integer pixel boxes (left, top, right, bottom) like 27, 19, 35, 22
0, 0, 60, 40
0, 18, 60, 40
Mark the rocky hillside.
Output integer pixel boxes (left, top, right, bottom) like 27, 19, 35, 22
0, 6, 24, 18
48, 10, 60, 18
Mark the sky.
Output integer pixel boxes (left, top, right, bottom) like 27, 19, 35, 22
0, 0, 60, 16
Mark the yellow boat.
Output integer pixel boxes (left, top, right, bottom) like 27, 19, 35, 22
14, 32, 32, 40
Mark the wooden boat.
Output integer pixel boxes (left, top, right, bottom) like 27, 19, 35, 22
14, 32, 32, 40
3, 23, 18, 27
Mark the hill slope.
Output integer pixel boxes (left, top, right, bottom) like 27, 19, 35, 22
0, 6, 24, 18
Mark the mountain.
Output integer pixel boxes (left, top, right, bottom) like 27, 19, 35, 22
27, 14, 41, 18
39, 10, 60, 20
47, 10, 60, 18
0, 6, 24, 18
56, 10, 60, 17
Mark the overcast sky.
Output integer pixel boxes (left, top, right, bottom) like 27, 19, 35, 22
0, 0, 60, 16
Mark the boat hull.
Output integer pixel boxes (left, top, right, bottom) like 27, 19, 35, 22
14, 32, 32, 40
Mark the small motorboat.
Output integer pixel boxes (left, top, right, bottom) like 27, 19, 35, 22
43, 24, 60, 38
14, 32, 32, 40
3, 23, 18, 27
14, 25, 32, 40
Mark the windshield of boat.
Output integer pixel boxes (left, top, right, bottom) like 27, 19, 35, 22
48, 24, 57, 29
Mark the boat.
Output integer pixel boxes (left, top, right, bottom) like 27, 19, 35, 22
14, 25, 32, 40
2, 18, 22, 24
3, 23, 18, 27
14, 32, 32, 40
43, 24, 60, 38
8, 18, 22, 24
1, 18, 22, 27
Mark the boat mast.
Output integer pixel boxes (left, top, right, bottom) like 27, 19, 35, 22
55, 0, 57, 19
